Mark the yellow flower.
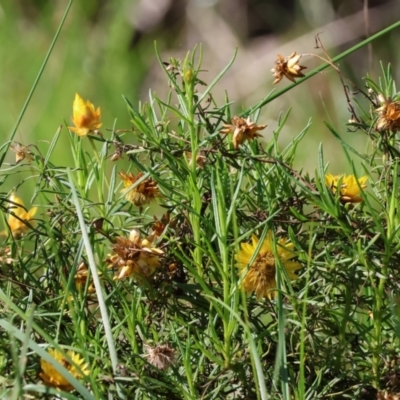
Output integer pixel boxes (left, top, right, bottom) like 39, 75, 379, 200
4, 194, 37, 237
271, 52, 307, 84
375, 95, 400, 132
39, 348, 89, 392
106, 229, 164, 281
119, 171, 160, 207
220, 116, 266, 149
325, 174, 367, 203
235, 231, 301, 300
68, 93, 102, 137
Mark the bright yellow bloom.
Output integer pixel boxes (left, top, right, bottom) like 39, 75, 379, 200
236, 231, 301, 300
325, 174, 367, 203
119, 171, 160, 207
106, 229, 164, 281
4, 194, 37, 237
68, 93, 102, 137
39, 348, 89, 392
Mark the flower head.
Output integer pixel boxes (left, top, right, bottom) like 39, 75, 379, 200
151, 212, 170, 238
144, 344, 176, 370
74, 262, 96, 293
185, 151, 206, 169
39, 348, 89, 392
106, 229, 164, 281
10, 142, 33, 163
4, 194, 37, 238
271, 52, 307, 84
119, 171, 160, 207
235, 231, 301, 300
325, 174, 367, 203
220, 116, 266, 149
375, 95, 400, 132
68, 93, 102, 137
0, 246, 15, 265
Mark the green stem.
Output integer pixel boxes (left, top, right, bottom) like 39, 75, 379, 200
88, 136, 105, 208
0, 0, 73, 169
185, 63, 203, 276
372, 155, 398, 387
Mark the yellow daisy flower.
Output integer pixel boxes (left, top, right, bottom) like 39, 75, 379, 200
3, 194, 37, 238
39, 348, 89, 392
235, 231, 301, 300
68, 93, 102, 137
325, 173, 367, 203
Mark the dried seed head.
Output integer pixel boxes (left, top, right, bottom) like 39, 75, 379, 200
10, 142, 33, 163
144, 344, 176, 370
271, 52, 307, 84
119, 171, 160, 207
377, 391, 400, 400
375, 96, 400, 132
185, 151, 207, 169
106, 230, 164, 281
220, 116, 266, 149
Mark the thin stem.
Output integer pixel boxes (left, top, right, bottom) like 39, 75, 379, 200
0, 0, 73, 169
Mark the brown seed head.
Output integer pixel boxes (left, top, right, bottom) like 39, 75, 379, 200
106, 229, 164, 281
185, 151, 207, 169
119, 171, 160, 207
375, 96, 400, 132
144, 344, 176, 370
220, 116, 266, 149
10, 142, 33, 164
271, 52, 307, 84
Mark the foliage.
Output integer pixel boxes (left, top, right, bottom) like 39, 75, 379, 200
2, 6, 400, 400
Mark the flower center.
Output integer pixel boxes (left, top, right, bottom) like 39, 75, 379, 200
253, 252, 276, 280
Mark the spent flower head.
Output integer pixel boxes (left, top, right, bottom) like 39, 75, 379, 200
0, 246, 15, 265
106, 228, 164, 281
68, 93, 102, 137
325, 173, 367, 203
10, 142, 33, 163
235, 231, 301, 300
3, 194, 37, 238
375, 95, 400, 132
151, 212, 170, 238
144, 343, 176, 370
39, 348, 89, 392
119, 171, 160, 207
74, 262, 96, 293
185, 151, 207, 169
272, 52, 307, 84
220, 116, 266, 149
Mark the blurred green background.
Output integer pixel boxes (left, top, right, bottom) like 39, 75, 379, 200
1, 0, 400, 193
